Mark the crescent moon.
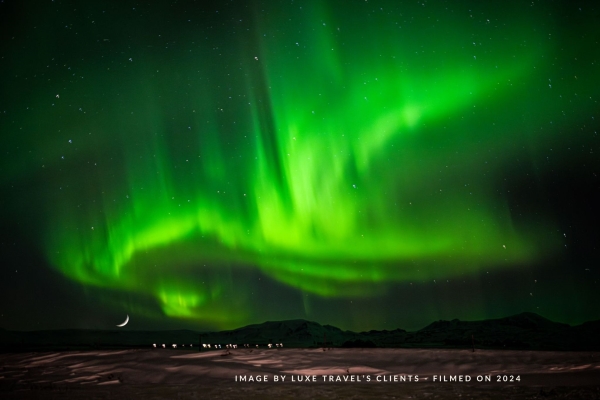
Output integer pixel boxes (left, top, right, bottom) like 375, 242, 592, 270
116, 315, 129, 327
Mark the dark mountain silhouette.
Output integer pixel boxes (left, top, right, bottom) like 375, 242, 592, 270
200, 319, 359, 347
407, 312, 580, 350
1, 312, 598, 352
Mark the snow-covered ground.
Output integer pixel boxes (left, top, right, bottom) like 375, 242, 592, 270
1, 348, 599, 399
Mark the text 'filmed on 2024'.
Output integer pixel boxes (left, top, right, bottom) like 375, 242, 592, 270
235, 374, 521, 383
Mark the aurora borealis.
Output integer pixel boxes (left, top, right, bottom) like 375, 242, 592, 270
0, 0, 599, 332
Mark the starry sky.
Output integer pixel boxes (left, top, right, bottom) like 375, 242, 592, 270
0, 0, 599, 332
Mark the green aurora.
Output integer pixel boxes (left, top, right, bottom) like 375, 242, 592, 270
1, 0, 599, 330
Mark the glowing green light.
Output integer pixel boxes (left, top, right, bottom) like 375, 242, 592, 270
41, 0, 581, 328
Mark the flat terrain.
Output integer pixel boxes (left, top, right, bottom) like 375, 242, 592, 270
1, 348, 599, 399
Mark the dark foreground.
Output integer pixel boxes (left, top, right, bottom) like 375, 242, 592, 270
1, 348, 599, 399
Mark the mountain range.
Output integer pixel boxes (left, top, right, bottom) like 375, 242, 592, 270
1, 312, 598, 351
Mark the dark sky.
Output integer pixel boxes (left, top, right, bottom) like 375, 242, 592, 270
0, 0, 599, 332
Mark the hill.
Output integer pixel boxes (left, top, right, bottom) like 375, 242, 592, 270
1, 313, 598, 351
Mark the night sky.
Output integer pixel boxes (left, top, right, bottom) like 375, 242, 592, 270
1, 0, 599, 333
